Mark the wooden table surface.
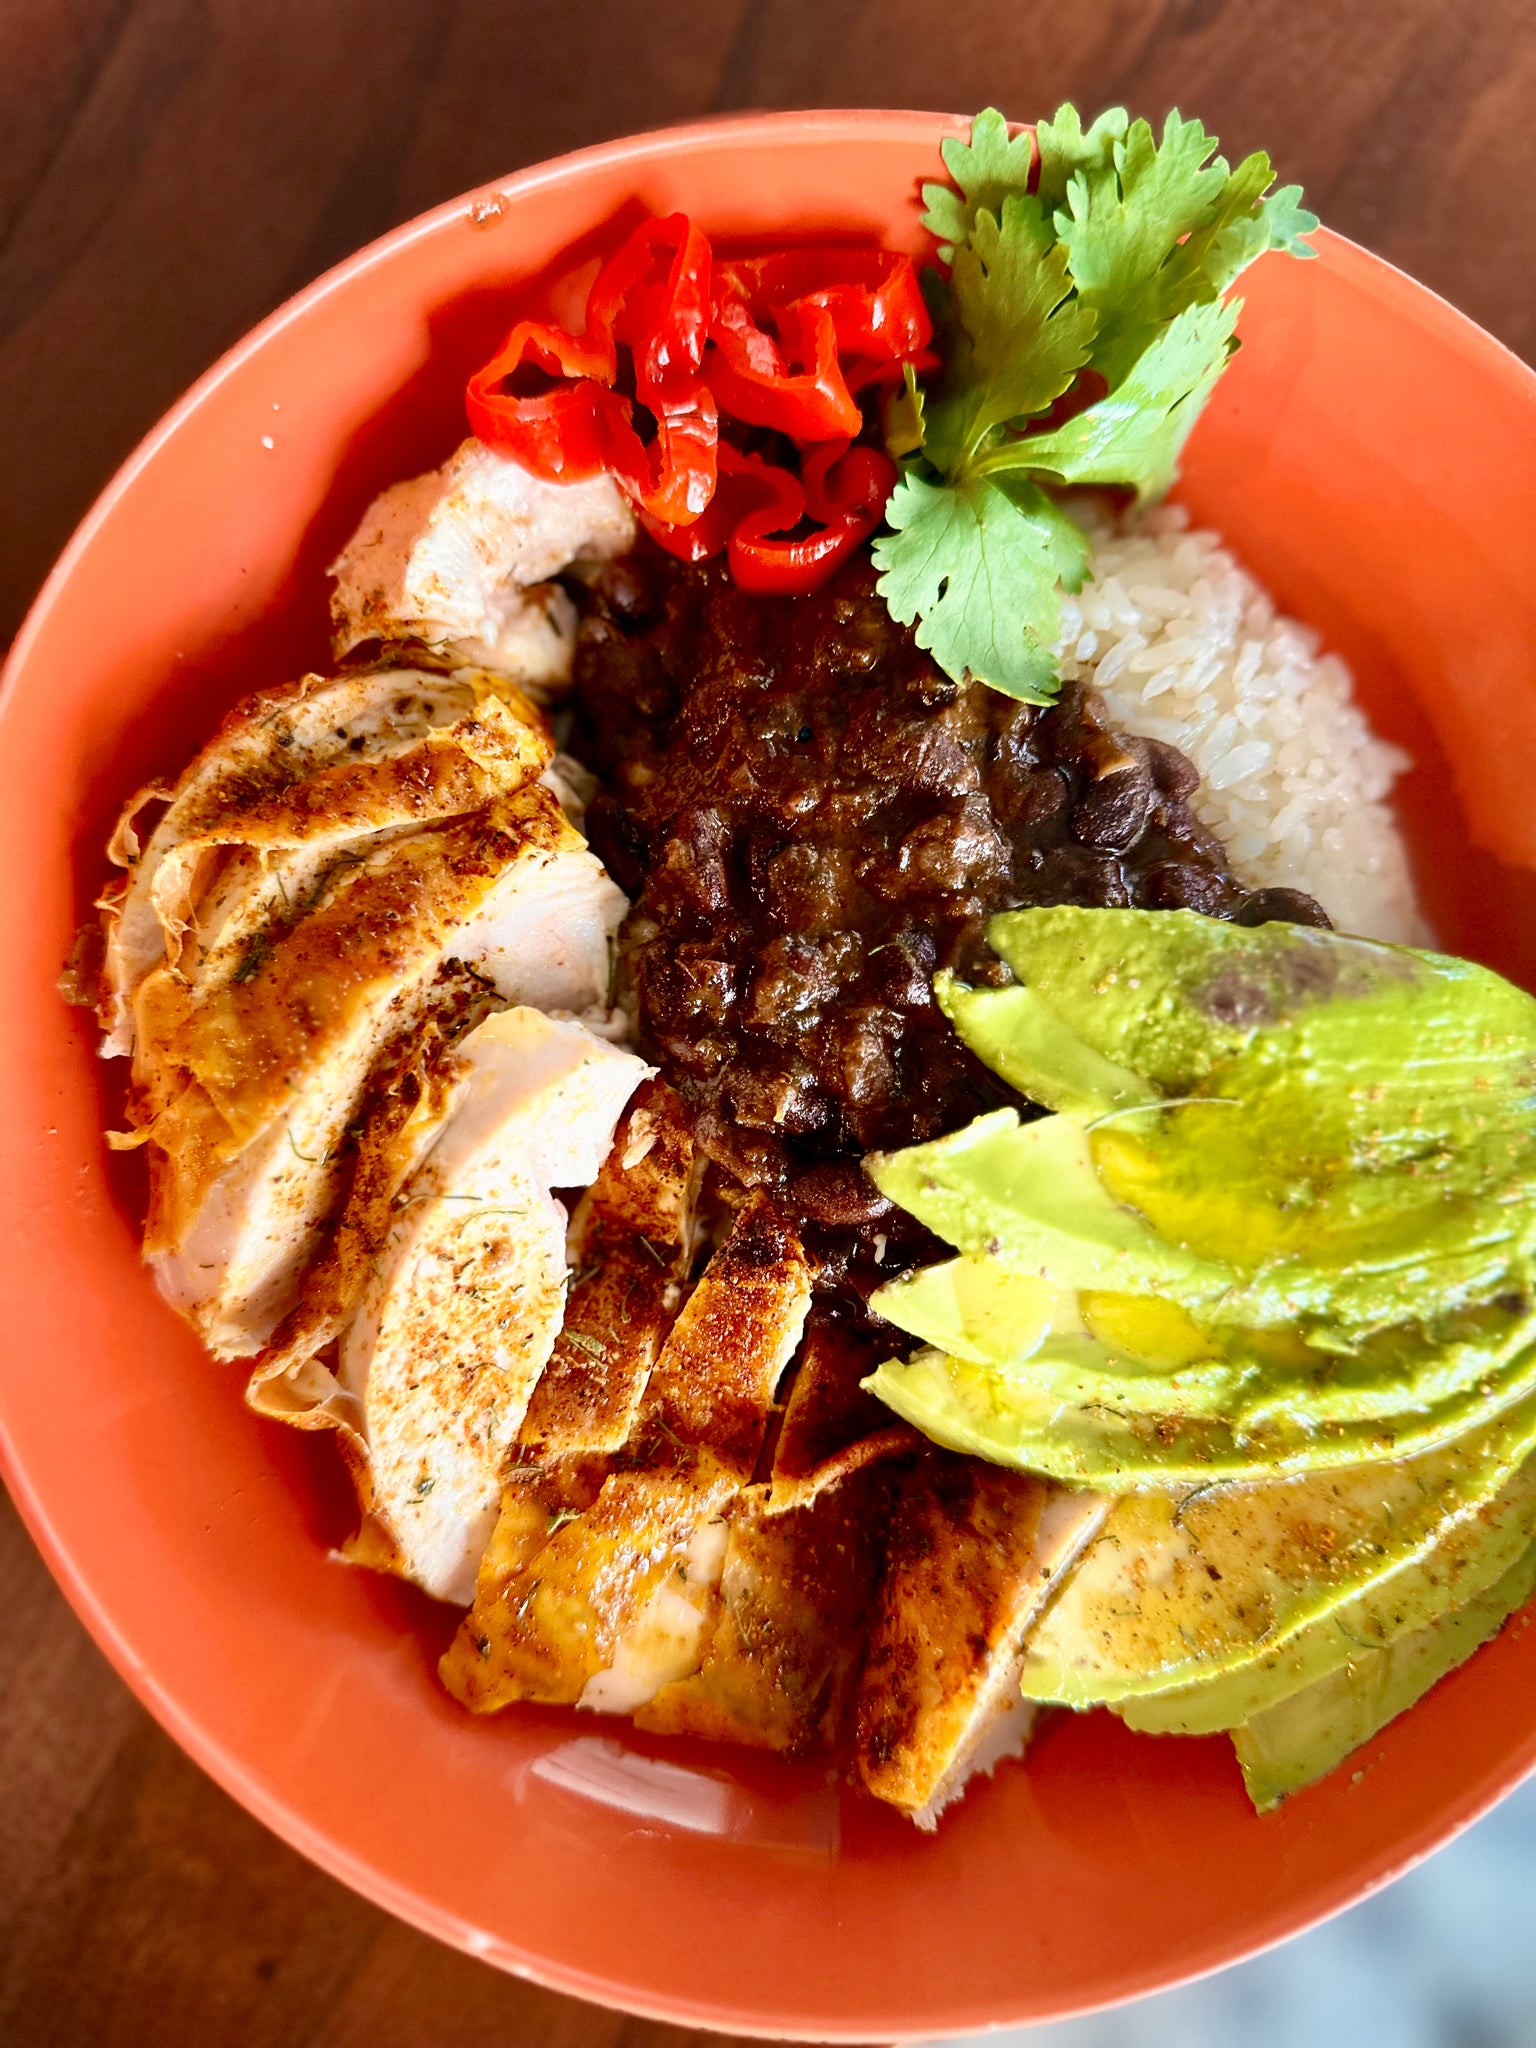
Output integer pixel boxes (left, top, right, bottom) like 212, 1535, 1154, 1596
3, 4, 1534, 2043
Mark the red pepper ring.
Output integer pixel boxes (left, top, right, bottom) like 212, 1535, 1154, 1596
730, 439, 898, 595
467, 210, 714, 493
640, 442, 804, 564
465, 368, 615, 483
714, 247, 932, 362
799, 440, 897, 522
597, 383, 719, 527
470, 368, 718, 524
843, 347, 942, 398
592, 212, 713, 399
704, 295, 862, 441
464, 316, 619, 477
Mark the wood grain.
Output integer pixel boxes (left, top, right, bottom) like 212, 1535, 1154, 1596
2, 2, 1534, 2041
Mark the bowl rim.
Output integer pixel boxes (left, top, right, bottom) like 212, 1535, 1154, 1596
6, 106, 1536, 2042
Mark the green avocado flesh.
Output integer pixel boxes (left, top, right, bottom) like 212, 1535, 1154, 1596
864, 909, 1536, 1489
866, 1306, 1536, 1488
1118, 1455, 1536, 1734
1231, 1536, 1536, 1811
1012, 1384, 1536, 1710
860, 905, 1536, 1809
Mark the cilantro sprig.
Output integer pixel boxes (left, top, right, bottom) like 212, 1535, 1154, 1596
872, 105, 1317, 703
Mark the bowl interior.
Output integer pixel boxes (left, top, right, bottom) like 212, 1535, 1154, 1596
3, 112, 1536, 2042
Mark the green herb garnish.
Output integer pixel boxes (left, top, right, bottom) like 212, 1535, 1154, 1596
873, 104, 1316, 703
563, 1330, 609, 1363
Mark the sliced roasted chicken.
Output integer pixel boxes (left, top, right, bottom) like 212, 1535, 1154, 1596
855, 1454, 1106, 1829
98, 665, 546, 1057
635, 1317, 912, 1754
767, 1315, 922, 1514
247, 961, 504, 1418
635, 1465, 895, 1756
516, 1078, 702, 1461
328, 438, 636, 689
442, 1194, 811, 1710
330, 1007, 649, 1602
133, 782, 626, 1357
410, 1081, 699, 1628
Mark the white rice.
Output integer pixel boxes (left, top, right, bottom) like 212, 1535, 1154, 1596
1053, 505, 1428, 946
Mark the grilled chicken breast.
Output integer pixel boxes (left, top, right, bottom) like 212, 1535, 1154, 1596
247, 961, 503, 1421
97, 665, 544, 1058
517, 1078, 702, 1461
415, 1081, 700, 1640
102, 638, 627, 1365
442, 1193, 811, 1710
767, 1316, 921, 1514
329, 438, 635, 689
636, 1318, 912, 1756
856, 1455, 1107, 1828
132, 784, 625, 1357
635, 1466, 895, 1756
334, 1007, 648, 1602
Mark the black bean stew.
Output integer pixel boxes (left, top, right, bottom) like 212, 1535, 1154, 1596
571, 544, 1326, 1305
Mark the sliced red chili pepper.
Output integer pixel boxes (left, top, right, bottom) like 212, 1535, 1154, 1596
468, 219, 918, 569
730, 440, 898, 595
704, 296, 861, 441
641, 442, 803, 564
843, 346, 942, 398
606, 386, 719, 526
467, 212, 717, 516
590, 213, 713, 398
715, 247, 932, 363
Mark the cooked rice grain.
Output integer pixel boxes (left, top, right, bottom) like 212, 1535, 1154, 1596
1055, 506, 1428, 945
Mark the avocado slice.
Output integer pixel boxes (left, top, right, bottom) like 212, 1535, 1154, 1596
867, 1096, 1535, 1356
933, 977, 1151, 1120
877, 1279, 1536, 1433
967, 909, 1536, 1329
864, 1109, 1239, 1302
868, 1255, 1059, 1369
1121, 1454, 1536, 1734
1007, 1381, 1536, 1709
1231, 1535, 1536, 1811
866, 1321, 1536, 1488
983, 908, 1536, 1144
865, 911, 1536, 1481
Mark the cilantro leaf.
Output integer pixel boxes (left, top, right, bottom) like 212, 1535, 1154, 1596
1054, 110, 1234, 385
1055, 114, 1319, 385
1158, 152, 1319, 306
923, 198, 1097, 469
1033, 103, 1129, 212
1259, 181, 1320, 257
873, 470, 1089, 703
883, 361, 927, 459
878, 104, 1316, 701
921, 107, 1037, 262
991, 296, 1241, 503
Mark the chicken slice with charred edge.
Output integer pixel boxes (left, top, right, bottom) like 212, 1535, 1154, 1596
517, 1079, 702, 1462
634, 1316, 915, 1755
329, 438, 636, 691
130, 781, 626, 1357
766, 1314, 922, 1514
417, 1080, 701, 1620
96, 664, 546, 1057
855, 1454, 1107, 1829
247, 960, 504, 1420
331, 1007, 649, 1602
632, 1466, 895, 1756
441, 1194, 811, 1711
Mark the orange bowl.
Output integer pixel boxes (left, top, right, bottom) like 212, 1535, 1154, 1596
4, 111, 1536, 2042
